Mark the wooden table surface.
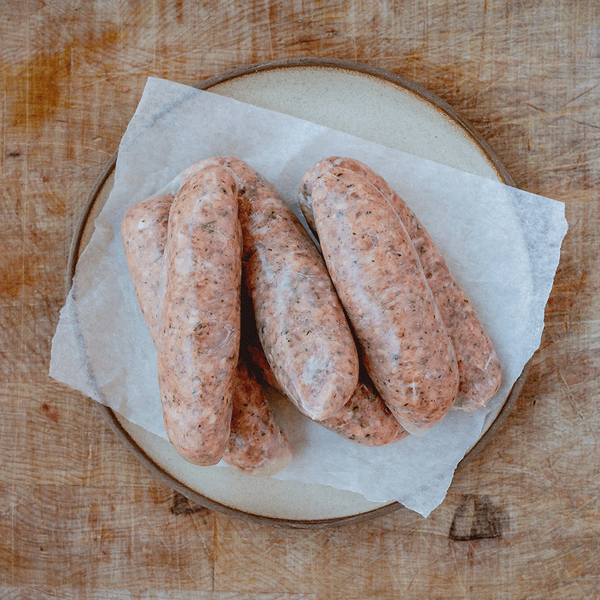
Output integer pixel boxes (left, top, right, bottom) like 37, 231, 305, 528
1, 1, 599, 598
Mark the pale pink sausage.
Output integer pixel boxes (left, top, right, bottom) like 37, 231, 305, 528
210, 157, 359, 422
157, 164, 241, 465
319, 378, 408, 446
247, 337, 406, 447
121, 194, 174, 343
122, 168, 292, 475
310, 169, 459, 434
300, 157, 502, 411
223, 278, 293, 475
226, 359, 292, 476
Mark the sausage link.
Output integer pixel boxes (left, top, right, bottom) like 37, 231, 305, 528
248, 336, 406, 447
310, 169, 459, 434
121, 194, 174, 343
210, 157, 359, 422
300, 157, 502, 411
226, 358, 293, 476
224, 279, 293, 475
320, 378, 408, 446
122, 167, 292, 475
157, 164, 241, 465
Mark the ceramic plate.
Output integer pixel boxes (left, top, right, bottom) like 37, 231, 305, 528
70, 58, 529, 528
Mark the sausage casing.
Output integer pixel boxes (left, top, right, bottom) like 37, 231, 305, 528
157, 164, 241, 465
211, 157, 359, 422
122, 174, 292, 475
248, 335, 406, 447
300, 157, 502, 411
226, 358, 293, 476
121, 194, 174, 343
319, 377, 408, 446
310, 169, 459, 434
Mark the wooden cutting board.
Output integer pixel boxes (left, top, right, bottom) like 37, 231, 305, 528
1, 1, 599, 598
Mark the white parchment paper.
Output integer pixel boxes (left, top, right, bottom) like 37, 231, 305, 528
50, 78, 568, 517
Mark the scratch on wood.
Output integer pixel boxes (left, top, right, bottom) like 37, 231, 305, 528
561, 117, 600, 131
523, 102, 548, 114
561, 81, 600, 108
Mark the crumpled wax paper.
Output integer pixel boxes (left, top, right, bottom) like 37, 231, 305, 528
50, 77, 568, 517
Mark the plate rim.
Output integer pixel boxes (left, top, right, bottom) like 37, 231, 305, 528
70, 57, 530, 529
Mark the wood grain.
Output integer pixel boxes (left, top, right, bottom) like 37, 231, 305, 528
1, 0, 599, 598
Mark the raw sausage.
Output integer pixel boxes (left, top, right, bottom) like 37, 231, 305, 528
227, 358, 292, 476
157, 164, 241, 465
122, 169, 292, 475
300, 157, 502, 411
226, 279, 293, 475
247, 335, 406, 447
309, 168, 459, 434
121, 194, 174, 343
319, 377, 408, 446
212, 157, 359, 422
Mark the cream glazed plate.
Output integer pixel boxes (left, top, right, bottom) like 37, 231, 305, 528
71, 58, 529, 528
